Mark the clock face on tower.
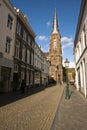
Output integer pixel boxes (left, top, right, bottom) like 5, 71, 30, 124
53, 39, 57, 50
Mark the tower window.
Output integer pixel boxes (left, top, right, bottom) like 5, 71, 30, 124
53, 39, 57, 50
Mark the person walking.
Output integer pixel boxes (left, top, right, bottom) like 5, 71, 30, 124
21, 79, 26, 93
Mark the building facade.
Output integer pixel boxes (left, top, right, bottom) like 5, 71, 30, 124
34, 43, 49, 87
0, 0, 16, 92
13, 8, 36, 89
64, 58, 75, 84
49, 9, 63, 83
74, 0, 87, 97
0, 0, 50, 92
34, 42, 42, 86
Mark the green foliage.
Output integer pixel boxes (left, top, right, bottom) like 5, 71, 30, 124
63, 67, 67, 82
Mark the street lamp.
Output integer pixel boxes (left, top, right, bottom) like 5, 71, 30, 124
64, 58, 69, 68
64, 58, 70, 99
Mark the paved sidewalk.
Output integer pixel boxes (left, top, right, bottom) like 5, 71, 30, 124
51, 85, 87, 130
0, 86, 46, 107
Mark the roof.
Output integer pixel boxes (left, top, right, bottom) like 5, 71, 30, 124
74, 0, 87, 48
52, 8, 59, 34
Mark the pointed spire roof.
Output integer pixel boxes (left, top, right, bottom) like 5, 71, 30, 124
52, 8, 59, 34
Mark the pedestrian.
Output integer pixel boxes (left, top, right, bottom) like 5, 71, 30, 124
21, 79, 26, 93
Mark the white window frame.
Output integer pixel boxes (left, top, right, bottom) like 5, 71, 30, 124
7, 14, 13, 30
5, 37, 11, 53
27, 49, 30, 64
16, 22, 21, 35
23, 30, 26, 41
15, 39, 20, 58
22, 44, 26, 61
28, 35, 31, 45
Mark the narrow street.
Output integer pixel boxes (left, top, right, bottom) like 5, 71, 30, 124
0, 85, 64, 130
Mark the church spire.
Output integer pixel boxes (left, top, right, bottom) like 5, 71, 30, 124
52, 8, 59, 34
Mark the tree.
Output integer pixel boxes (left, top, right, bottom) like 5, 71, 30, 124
63, 67, 67, 82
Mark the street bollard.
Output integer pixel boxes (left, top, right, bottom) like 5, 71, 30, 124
65, 85, 70, 99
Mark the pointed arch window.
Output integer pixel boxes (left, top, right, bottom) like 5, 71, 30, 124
53, 39, 57, 50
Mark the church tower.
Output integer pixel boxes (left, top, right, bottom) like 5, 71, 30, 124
49, 9, 63, 83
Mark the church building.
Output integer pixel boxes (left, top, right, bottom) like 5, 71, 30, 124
47, 9, 63, 83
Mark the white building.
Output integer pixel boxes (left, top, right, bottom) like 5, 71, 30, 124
74, 0, 87, 97
0, 0, 16, 92
34, 42, 49, 86
43, 55, 49, 86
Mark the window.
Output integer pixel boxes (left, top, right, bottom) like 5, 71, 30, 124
79, 39, 81, 56
31, 53, 34, 65
53, 39, 57, 50
21, 71, 25, 80
23, 30, 26, 41
83, 26, 86, 47
7, 14, 13, 30
28, 35, 31, 45
16, 22, 21, 35
82, 25, 86, 50
14, 64, 18, 72
22, 44, 26, 61
31, 40, 34, 48
15, 39, 20, 58
27, 49, 30, 64
5, 37, 11, 53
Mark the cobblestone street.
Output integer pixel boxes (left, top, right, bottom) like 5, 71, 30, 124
0, 85, 64, 130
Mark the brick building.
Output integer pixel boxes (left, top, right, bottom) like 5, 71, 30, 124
48, 9, 63, 83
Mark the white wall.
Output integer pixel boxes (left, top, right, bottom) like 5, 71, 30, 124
0, 0, 16, 60
74, 1, 87, 97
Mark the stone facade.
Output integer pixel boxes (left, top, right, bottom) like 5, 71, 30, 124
67, 68, 75, 83
48, 10, 63, 83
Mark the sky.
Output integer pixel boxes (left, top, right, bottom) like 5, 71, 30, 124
10, 0, 82, 67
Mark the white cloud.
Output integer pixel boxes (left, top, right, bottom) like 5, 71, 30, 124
61, 37, 73, 43
61, 36, 74, 50
36, 35, 48, 41
46, 21, 51, 27
69, 62, 75, 68
62, 42, 73, 49
41, 43, 49, 52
